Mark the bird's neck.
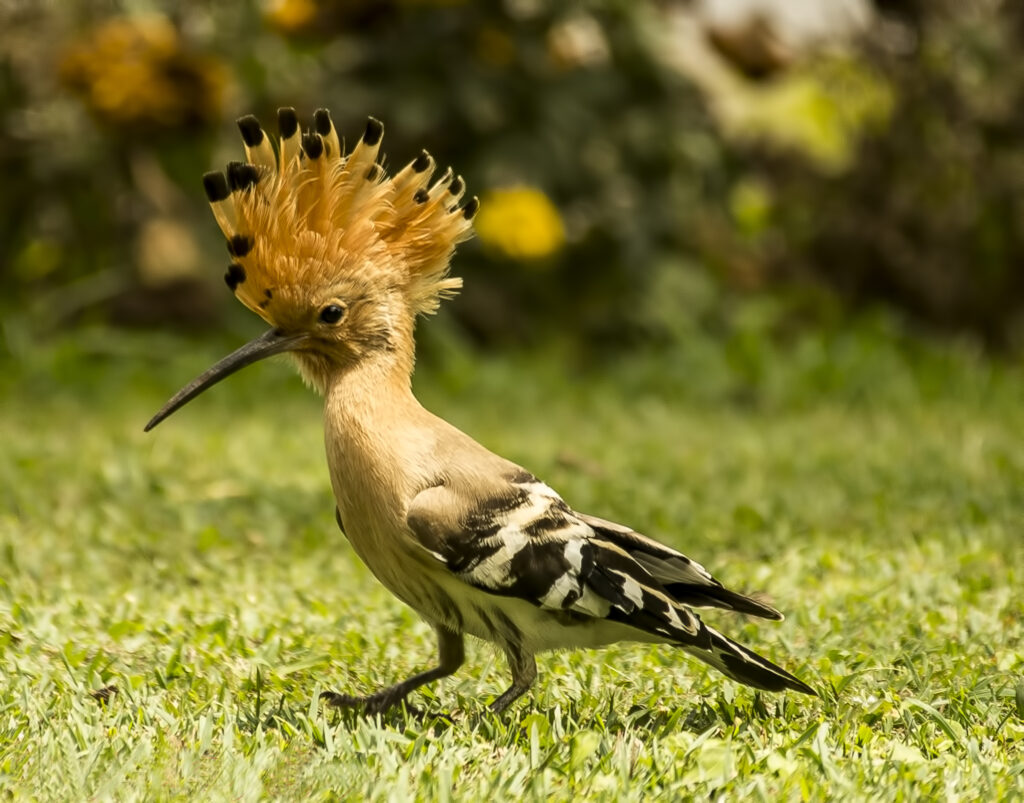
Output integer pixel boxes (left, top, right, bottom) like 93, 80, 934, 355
321, 345, 436, 525
325, 347, 420, 423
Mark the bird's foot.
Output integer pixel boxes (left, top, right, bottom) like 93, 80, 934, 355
320, 688, 417, 717
320, 689, 453, 724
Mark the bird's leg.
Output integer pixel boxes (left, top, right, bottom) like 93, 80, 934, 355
322, 627, 464, 717
489, 645, 537, 713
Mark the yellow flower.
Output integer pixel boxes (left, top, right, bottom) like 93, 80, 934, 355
475, 186, 565, 262
264, 0, 318, 35
265, 0, 465, 37
58, 15, 227, 132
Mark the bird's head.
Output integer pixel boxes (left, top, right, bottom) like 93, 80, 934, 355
145, 107, 477, 431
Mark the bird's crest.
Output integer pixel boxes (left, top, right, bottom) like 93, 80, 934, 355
202, 107, 478, 321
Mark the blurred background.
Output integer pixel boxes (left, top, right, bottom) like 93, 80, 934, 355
2, 7, 1023, 789
1, 0, 1023, 375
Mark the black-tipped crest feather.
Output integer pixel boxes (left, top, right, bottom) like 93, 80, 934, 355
202, 171, 230, 202
197, 107, 476, 319
362, 116, 384, 146
277, 107, 298, 138
236, 115, 263, 147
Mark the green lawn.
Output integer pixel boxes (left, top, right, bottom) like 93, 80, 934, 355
1, 320, 1022, 800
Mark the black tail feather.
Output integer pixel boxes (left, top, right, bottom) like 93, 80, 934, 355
686, 627, 816, 695
666, 584, 784, 620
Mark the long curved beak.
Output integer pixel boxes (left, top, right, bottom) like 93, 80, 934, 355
144, 328, 307, 432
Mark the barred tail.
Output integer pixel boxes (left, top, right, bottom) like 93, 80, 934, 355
685, 626, 816, 695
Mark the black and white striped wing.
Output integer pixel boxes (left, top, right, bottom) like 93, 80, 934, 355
574, 512, 784, 620
407, 470, 815, 695
409, 472, 723, 643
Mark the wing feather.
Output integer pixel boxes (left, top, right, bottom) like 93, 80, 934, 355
407, 472, 709, 643
405, 470, 812, 695
578, 513, 783, 620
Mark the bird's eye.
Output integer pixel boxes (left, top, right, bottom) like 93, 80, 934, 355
319, 303, 346, 324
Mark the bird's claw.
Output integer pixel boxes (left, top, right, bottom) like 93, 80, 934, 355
320, 689, 451, 722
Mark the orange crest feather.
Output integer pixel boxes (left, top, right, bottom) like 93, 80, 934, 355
202, 108, 478, 320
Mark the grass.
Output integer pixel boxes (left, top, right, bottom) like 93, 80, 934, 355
1, 315, 1022, 800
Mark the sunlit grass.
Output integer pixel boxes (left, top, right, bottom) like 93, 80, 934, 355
1, 321, 1022, 800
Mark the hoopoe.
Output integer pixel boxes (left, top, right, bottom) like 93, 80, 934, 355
146, 107, 815, 715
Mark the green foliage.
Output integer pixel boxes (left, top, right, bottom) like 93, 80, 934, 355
751, 3, 1024, 347
1, 323, 1022, 799
3, 1, 1024, 351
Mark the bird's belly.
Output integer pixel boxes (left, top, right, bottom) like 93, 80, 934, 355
336, 509, 657, 653
432, 575, 658, 654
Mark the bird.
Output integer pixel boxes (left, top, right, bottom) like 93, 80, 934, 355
145, 107, 815, 715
